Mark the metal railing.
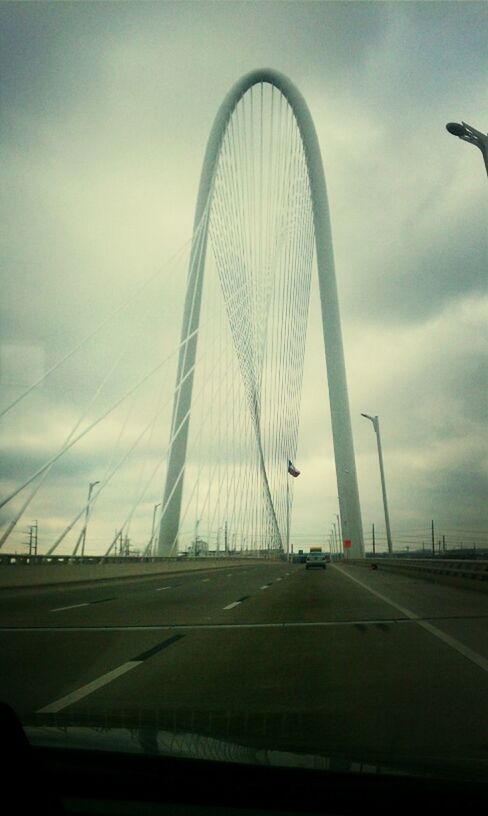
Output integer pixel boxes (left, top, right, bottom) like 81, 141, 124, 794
347, 557, 488, 586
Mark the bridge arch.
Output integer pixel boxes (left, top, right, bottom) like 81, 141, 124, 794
158, 68, 364, 558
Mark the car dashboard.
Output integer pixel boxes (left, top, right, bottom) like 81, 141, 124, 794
2, 704, 486, 816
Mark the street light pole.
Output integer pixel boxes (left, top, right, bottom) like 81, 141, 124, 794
446, 121, 488, 177
361, 414, 393, 554
80, 480, 100, 558
336, 513, 343, 549
150, 503, 161, 557
332, 522, 339, 558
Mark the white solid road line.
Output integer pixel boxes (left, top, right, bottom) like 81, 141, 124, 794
260, 585, 270, 590
155, 586, 172, 592
332, 567, 416, 619
333, 565, 488, 674
19, 619, 413, 634
416, 621, 488, 674
223, 601, 242, 610
201, 578, 211, 582
37, 661, 141, 713
50, 603, 90, 613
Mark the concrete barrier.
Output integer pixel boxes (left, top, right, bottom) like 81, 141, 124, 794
345, 558, 488, 594
0, 557, 280, 590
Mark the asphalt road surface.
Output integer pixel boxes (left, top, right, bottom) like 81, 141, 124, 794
1, 562, 488, 779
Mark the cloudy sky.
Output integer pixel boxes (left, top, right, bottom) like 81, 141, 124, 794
1, 1, 487, 555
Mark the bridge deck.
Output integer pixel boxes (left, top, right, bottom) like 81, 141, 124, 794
1, 563, 488, 779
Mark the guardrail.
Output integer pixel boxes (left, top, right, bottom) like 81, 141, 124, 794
0, 552, 285, 590
347, 557, 488, 594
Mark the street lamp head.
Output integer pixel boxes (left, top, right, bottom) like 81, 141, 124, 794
445, 121, 488, 177
446, 122, 466, 138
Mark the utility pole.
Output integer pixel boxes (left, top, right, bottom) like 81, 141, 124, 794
194, 518, 200, 556
114, 530, 122, 557
29, 520, 38, 555
224, 521, 228, 555
372, 523, 375, 556
27, 521, 38, 556
431, 520, 435, 557
123, 533, 130, 556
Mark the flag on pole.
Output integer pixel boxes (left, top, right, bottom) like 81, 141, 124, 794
288, 459, 300, 478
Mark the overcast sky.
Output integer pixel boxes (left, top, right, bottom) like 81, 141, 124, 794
1, 1, 487, 555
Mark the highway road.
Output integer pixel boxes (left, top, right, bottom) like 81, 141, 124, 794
1, 561, 488, 779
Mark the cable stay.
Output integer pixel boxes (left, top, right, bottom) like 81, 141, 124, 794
0, 203, 212, 422
38, 277, 248, 556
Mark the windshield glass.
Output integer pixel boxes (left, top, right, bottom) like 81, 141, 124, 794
1, 0, 487, 786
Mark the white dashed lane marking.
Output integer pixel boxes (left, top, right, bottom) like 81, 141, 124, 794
50, 597, 114, 612
223, 595, 250, 610
37, 635, 184, 713
50, 603, 90, 613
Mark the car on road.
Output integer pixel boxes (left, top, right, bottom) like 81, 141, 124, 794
305, 551, 327, 570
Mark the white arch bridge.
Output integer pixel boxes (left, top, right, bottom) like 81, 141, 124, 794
159, 68, 363, 559
0, 69, 364, 560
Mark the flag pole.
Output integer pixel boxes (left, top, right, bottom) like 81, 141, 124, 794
286, 474, 290, 557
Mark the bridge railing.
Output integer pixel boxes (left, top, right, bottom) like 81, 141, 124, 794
346, 557, 488, 594
0, 551, 286, 590
0, 551, 283, 567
